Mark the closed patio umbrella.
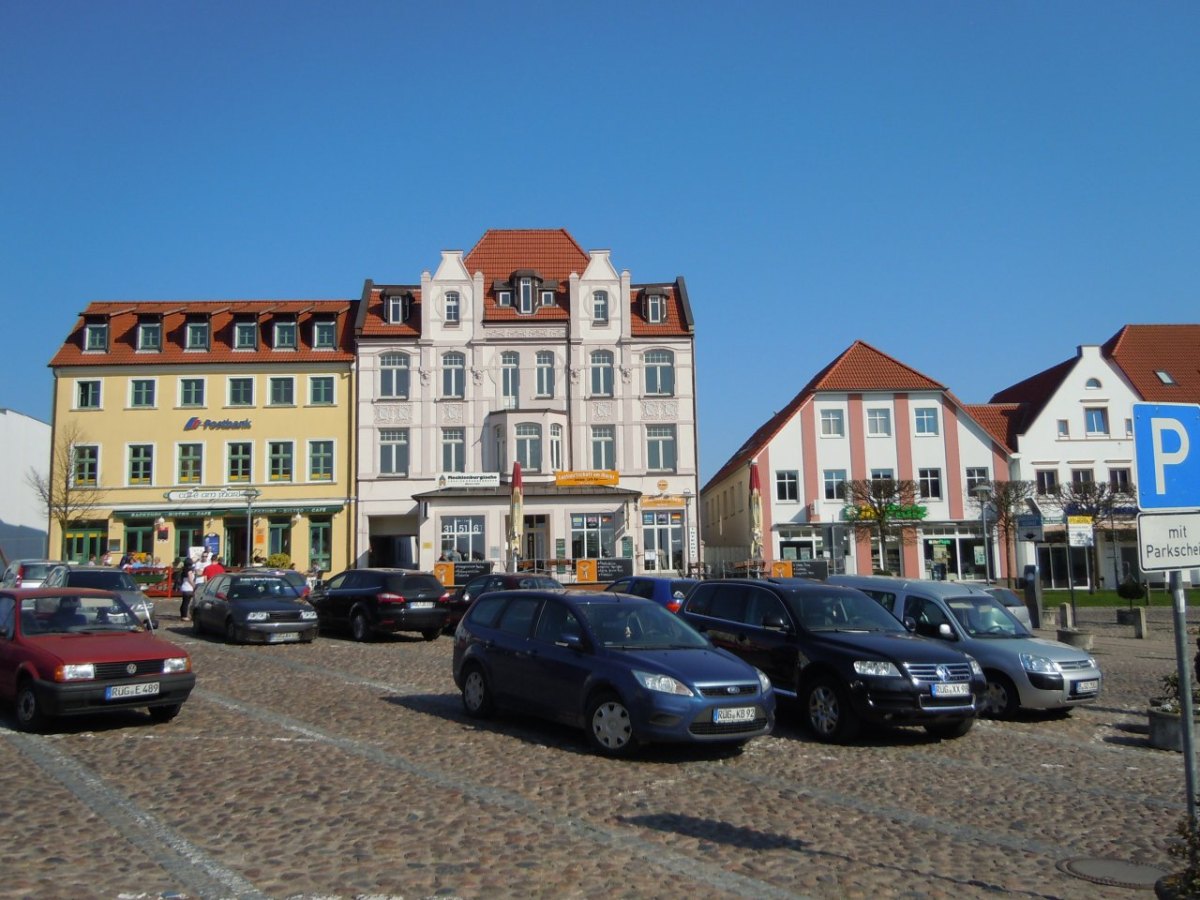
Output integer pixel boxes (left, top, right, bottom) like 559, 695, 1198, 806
749, 459, 764, 561
509, 461, 523, 573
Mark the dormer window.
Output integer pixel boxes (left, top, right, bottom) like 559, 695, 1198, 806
518, 279, 533, 315
445, 291, 461, 325
234, 319, 258, 350
540, 290, 555, 307
386, 293, 411, 324
185, 318, 209, 351
313, 318, 336, 349
497, 290, 512, 307
274, 319, 297, 350
593, 291, 609, 324
645, 293, 666, 324
84, 320, 108, 352
136, 319, 161, 352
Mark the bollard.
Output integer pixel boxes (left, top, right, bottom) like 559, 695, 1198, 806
1058, 604, 1074, 629
1133, 607, 1148, 639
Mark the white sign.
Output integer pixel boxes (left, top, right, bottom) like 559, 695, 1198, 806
165, 488, 256, 503
1067, 515, 1094, 548
435, 472, 501, 489
1138, 512, 1200, 571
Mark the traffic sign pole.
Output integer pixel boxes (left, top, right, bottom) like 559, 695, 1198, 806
1171, 570, 1198, 825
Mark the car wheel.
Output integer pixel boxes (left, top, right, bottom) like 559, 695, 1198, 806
350, 609, 372, 642
980, 672, 1019, 718
224, 619, 240, 645
149, 703, 182, 723
421, 628, 440, 642
924, 717, 974, 739
191, 614, 203, 636
804, 675, 860, 743
461, 665, 494, 718
586, 691, 637, 757
15, 680, 46, 733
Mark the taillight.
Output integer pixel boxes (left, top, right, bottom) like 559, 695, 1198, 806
16, 565, 26, 587
666, 600, 682, 614
377, 592, 405, 604
438, 592, 451, 605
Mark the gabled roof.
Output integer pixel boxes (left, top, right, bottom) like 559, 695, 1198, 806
962, 403, 1023, 453
50, 300, 356, 367
703, 341, 974, 492
987, 356, 1076, 425
1103, 324, 1200, 402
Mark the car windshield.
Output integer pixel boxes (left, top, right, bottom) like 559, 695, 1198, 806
578, 602, 709, 650
20, 594, 143, 635
68, 570, 139, 591
946, 596, 1029, 638
792, 589, 906, 633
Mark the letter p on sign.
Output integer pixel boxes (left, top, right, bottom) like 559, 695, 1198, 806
1134, 403, 1200, 511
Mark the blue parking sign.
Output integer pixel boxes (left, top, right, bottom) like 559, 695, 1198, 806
1133, 402, 1200, 511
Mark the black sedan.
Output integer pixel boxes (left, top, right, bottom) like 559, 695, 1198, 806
191, 573, 319, 644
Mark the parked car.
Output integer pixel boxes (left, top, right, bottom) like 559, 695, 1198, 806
310, 568, 451, 641
605, 575, 699, 613
0, 588, 195, 732
453, 590, 774, 757
449, 572, 564, 629
191, 573, 318, 644
678, 578, 984, 743
829, 575, 1102, 718
42, 564, 157, 628
238, 566, 311, 599
982, 586, 1034, 630
1, 559, 66, 589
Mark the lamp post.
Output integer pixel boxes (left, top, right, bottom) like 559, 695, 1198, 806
973, 483, 993, 583
242, 487, 261, 567
681, 489, 694, 576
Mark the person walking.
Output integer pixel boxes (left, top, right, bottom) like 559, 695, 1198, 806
203, 555, 226, 582
179, 558, 196, 621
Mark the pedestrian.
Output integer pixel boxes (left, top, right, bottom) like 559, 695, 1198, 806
179, 558, 196, 621
203, 555, 226, 581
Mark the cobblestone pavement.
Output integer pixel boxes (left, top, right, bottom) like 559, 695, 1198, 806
0, 600, 1194, 899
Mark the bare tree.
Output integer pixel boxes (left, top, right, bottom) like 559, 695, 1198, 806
968, 480, 1037, 588
1048, 479, 1137, 593
842, 478, 924, 575
25, 422, 109, 557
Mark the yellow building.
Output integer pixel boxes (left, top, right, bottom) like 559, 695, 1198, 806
48, 300, 356, 574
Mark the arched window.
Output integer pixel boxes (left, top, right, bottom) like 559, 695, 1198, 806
443, 351, 465, 398
379, 352, 410, 399
1085, 377, 1102, 389
590, 350, 614, 397
644, 349, 675, 396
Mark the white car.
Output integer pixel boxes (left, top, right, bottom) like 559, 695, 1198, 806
0, 559, 66, 589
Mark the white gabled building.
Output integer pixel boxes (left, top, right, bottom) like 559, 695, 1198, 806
701, 341, 1012, 581
0, 407, 52, 561
353, 229, 699, 580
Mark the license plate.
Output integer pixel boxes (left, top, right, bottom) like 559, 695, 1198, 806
106, 682, 160, 700
409, 602, 435, 609
1074, 680, 1099, 695
932, 682, 970, 697
713, 706, 756, 724
268, 632, 300, 643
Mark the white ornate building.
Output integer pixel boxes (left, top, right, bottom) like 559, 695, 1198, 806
353, 229, 699, 578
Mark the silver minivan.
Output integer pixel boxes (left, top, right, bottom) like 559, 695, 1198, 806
828, 575, 1101, 717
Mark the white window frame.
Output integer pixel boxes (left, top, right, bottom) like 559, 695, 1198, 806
309, 375, 335, 406
590, 350, 614, 397
380, 429, 409, 477
185, 320, 209, 351
593, 290, 609, 323
820, 409, 845, 437
501, 352, 519, 409
867, 408, 892, 437
228, 377, 254, 407
442, 427, 466, 473
644, 349, 674, 397
442, 351, 466, 398
84, 322, 108, 351
226, 441, 253, 483
591, 425, 615, 470
646, 424, 677, 472
918, 468, 942, 499
179, 377, 205, 408
75, 380, 102, 410
176, 442, 204, 485
1084, 407, 1109, 435
268, 441, 294, 482
914, 408, 939, 436
307, 439, 335, 482
234, 320, 258, 350
823, 469, 847, 500
540, 290, 555, 307
775, 470, 799, 502
379, 352, 410, 399
645, 293, 665, 324
313, 319, 336, 350
274, 320, 297, 350
128, 443, 154, 486
515, 423, 542, 472
269, 376, 295, 407
445, 291, 461, 325
550, 423, 563, 471
497, 290, 512, 307
130, 378, 157, 409
518, 279, 533, 315
536, 351, 555, 398
136, 321, 161, 352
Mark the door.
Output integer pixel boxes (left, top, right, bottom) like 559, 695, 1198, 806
516, 598, 592, 723
739, 585, 798, 690
486, 596, 543, 705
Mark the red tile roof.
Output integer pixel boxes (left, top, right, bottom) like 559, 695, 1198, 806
357, 285, 423, 339
962, 403, 1022, 453
50, 300, 356, 367
1103, 324, 1200, 402
703, 341, 994, 491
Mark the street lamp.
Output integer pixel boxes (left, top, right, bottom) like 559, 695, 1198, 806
973, 482, 993, 583
241, 487, 261, 567
681, 489, 694, 576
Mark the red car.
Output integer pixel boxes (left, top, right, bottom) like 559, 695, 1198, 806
0, 588, 196, 732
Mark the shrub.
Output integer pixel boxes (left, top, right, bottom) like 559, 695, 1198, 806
266, 553, 292, 569
1167, 815, 1200, 896
1117, 577, 1147, 601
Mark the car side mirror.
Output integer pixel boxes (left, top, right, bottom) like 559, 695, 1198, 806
762, 614, 789, 632
938, 622, 956, 639
557, 632, 585, 651
903, 616, 917, 632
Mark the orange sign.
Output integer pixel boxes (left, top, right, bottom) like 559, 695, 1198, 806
434, 562, 455, 586
555, 470, 619, 487
575, 559, 597, 583
770, 561, 793, 578
642, 496, 684, 509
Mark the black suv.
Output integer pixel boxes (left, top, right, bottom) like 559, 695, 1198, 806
679, 578, 985, 742
309, 569, 450, 641
449, 572, 563, 630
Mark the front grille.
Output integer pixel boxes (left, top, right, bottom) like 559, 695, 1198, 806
919, 694, 976, 710
267, 610, 303, 622
904, 662, 974, 684
1058, 659, 1095, 672
698, 684, 758, 698
690, 716, 770, 736
94, 659, 162, 679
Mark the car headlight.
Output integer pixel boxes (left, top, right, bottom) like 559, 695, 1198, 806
756, 668, 772, 692
633, 669, 694, 696
853, 660, 901, 678
245, 611, 269, 621
1020, 653, 1060, 675
162, 657, 191, 674
966, 655, 984, 677
1087, 656, 1098, 670
57, 663, 95, 682
301, 610, 318, 620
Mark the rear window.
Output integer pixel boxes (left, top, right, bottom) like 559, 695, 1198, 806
465, 594, 507, 627
390, 574, 444, 594
20, 563, 57, 580
67, 570, 137, 591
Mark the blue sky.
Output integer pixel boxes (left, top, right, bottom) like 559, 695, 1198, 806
3, 3, 1197, 482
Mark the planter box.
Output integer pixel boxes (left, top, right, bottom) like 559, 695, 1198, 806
1116, 608, 1139, 626
1148, 707, 1200, 752
1056, 628, 1094, 651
